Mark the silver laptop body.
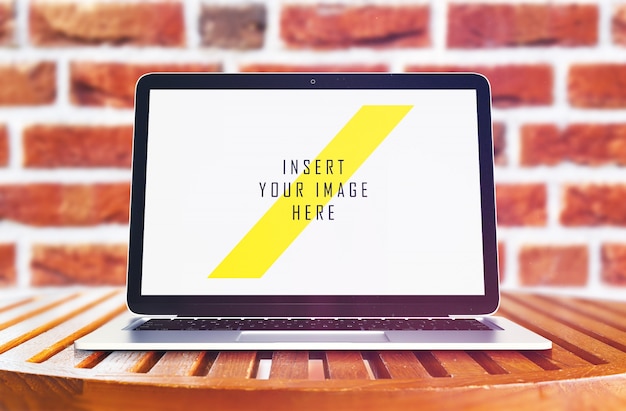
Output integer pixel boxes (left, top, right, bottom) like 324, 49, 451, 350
76, 73, 551, 350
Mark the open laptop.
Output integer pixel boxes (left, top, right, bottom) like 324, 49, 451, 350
75, 73, 551, 350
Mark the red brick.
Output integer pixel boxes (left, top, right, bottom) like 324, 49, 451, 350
520, 124, 563, 166
448, 4, 597, 48
0, 183, 129, 226
561, 185, 626, 226
493, 122, 506, 166
0, 243, 16, 286
569, 64, 626, 108
495, 184, 547, 226
200, 4, 266, 49
0, 124, 8, 166
0, 1, 14, 45
240, 64, 388, 72
281, 5, 429, 49
561, 124, 626, 166
0, 62, 56, 105
521, 123, 626, 166
23, 124, 132, 168
31, 244, 127, 286
70, 62, 221, 108
613, 5, 626, 46
406, 65, 553, 108
519, 245, 588, 286
30, 1, 184, 46
498, 242, 506, 283
602, 244, 626, 286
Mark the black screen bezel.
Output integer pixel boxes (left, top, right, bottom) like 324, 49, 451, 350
127, 73, 499, 318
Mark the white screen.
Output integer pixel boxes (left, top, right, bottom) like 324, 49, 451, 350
141, 89, 486, 295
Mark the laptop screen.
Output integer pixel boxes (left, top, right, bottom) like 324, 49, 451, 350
128, 73, 498, 317
139, 82, 485, 297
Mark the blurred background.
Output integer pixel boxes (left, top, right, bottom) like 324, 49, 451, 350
0, 0, 624, 300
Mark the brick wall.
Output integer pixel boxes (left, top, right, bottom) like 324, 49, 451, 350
0, 0, 625, 300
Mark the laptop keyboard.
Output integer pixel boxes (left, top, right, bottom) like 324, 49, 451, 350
134, 318, 494, 331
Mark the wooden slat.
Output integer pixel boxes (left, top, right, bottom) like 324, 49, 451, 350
269, 351, 309, 379
0, 289, 119, 356
207, 351, 258, 378
413, 351, 450, 377
432, 351, 489, 377
501, 295, 626, 365
375, 351, 432, 379
534, 295, 626, 334
466, 351, 508, 375
91, 351, 162, 373
0, 295, 36, 314
324, 351, 370, 380
583, 298, 626, 315
76, 351, 111, 369
149, 351, 213, 376
4, 291, 125, 363
542, 344, 595, 368
42, 344, 106, 368
498, 306, 593, 369
0, 292, 79, 332
483, 351, 544, 374
518, 294, 626, 352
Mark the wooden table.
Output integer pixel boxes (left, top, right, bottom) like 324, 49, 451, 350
1, 288, 626, 410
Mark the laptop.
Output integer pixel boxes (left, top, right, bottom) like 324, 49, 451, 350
75, 73, 551, 350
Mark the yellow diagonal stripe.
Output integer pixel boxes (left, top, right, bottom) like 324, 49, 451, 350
209, 105, 413, 279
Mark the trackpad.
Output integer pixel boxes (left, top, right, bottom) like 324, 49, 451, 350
237, 331, 389, 343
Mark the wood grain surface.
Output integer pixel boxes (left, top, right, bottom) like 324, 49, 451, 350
1, 288, 626, 410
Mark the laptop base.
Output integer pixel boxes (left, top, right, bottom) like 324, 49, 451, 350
75, 316, 551, 351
